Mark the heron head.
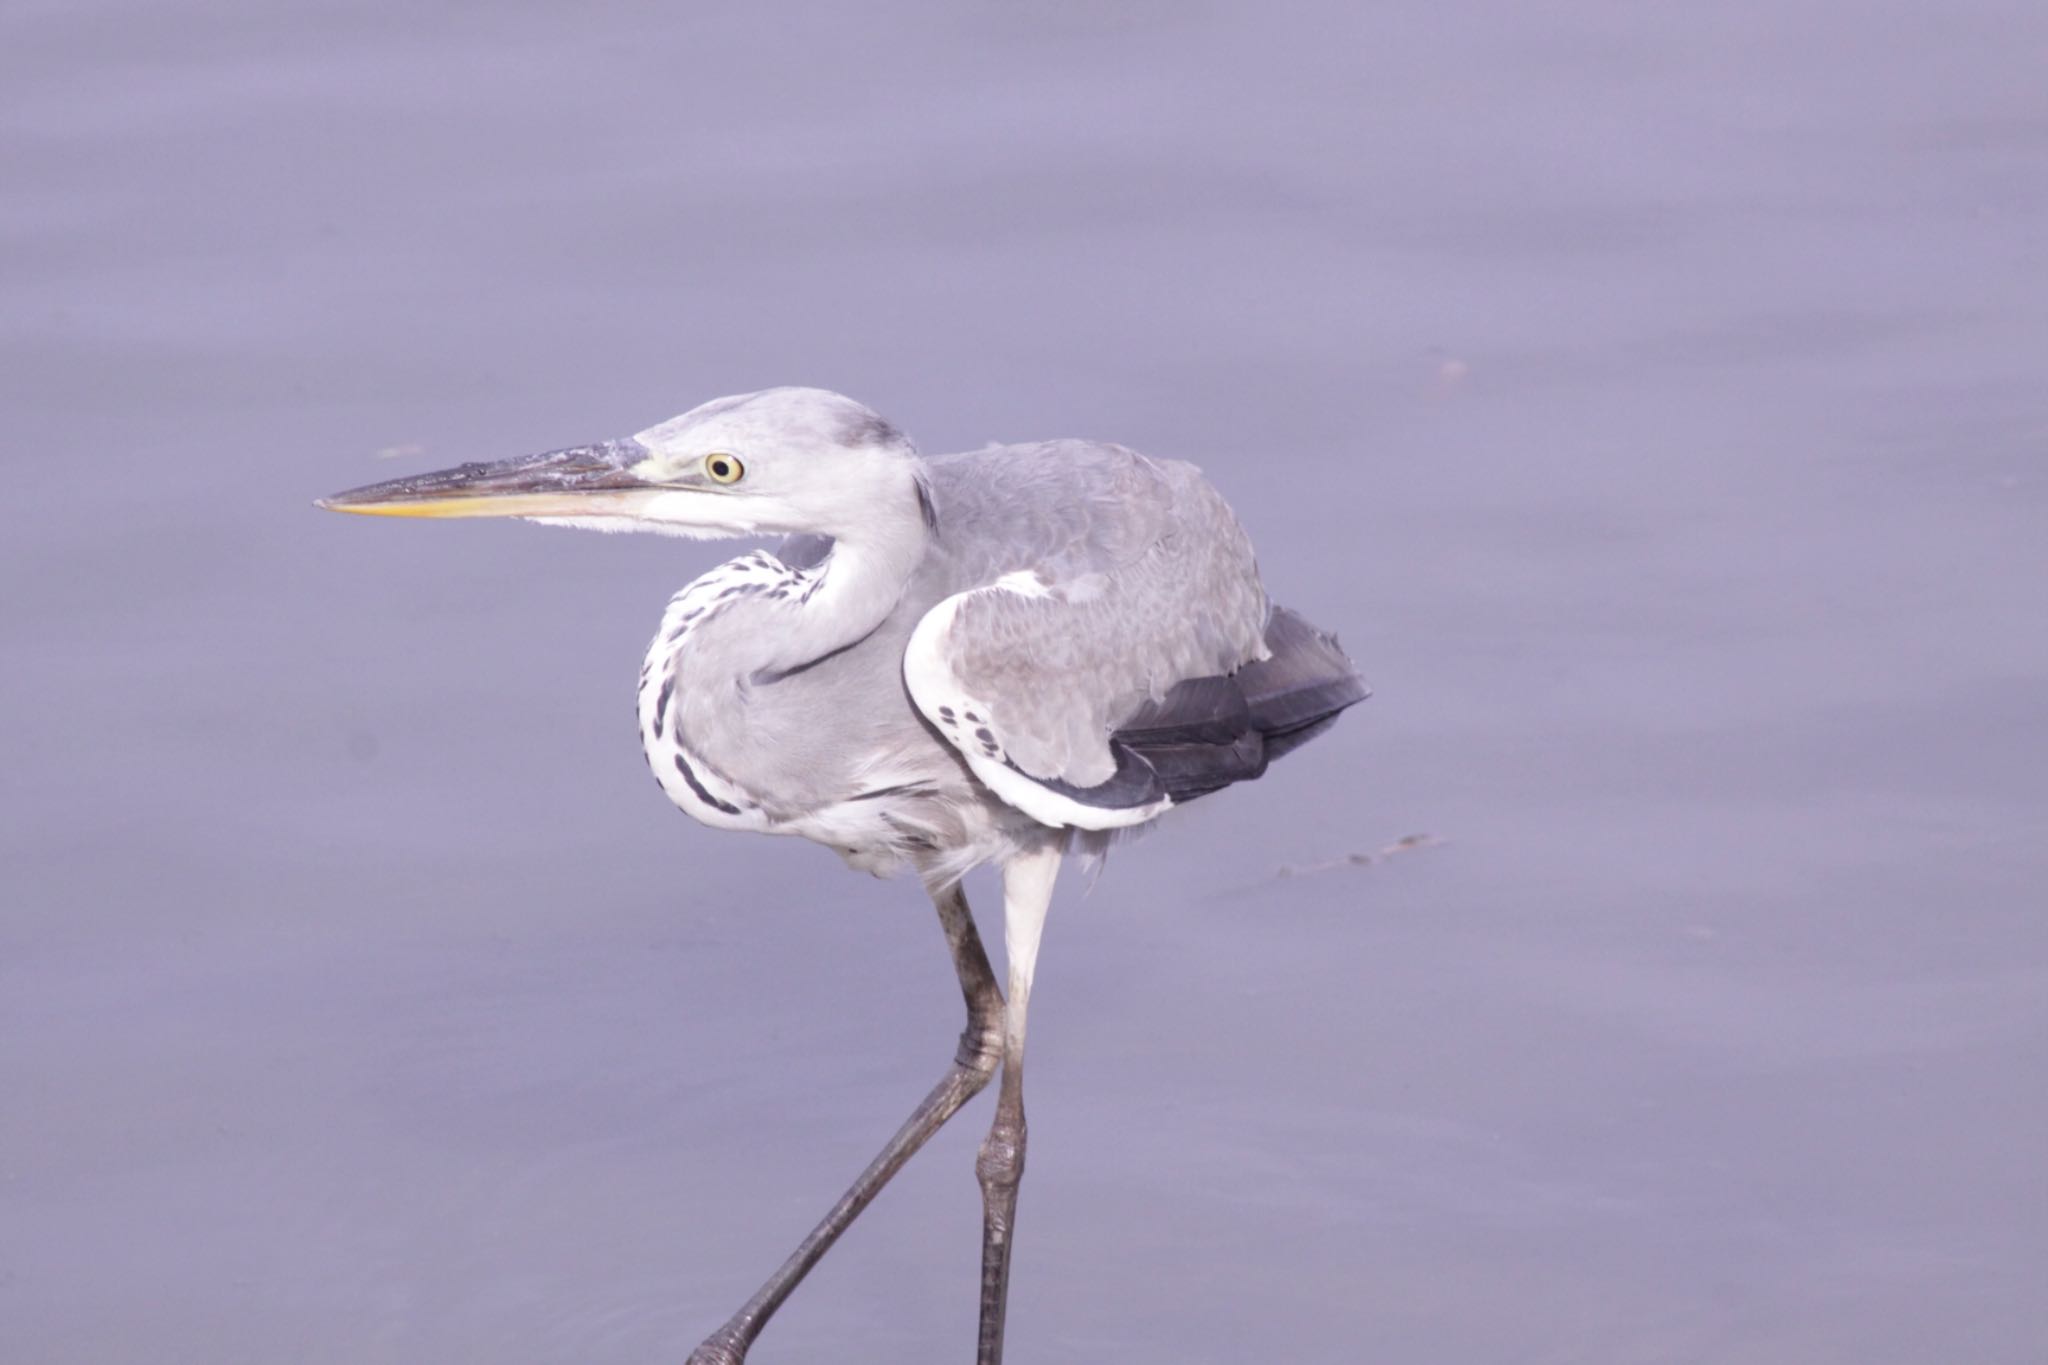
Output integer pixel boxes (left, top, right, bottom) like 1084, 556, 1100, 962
318, 388, 929, 540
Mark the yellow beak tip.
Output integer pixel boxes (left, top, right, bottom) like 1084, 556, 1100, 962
315, 496, 458, 518
314, 493, 590, 519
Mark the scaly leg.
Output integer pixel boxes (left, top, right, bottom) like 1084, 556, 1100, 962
975, 844, 1060, 1365
687, 883, 1005, 1365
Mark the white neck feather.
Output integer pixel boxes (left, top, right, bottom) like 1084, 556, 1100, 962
755, 514, 928, 675
757, 532, 925, 675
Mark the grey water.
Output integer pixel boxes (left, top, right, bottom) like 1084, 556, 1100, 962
4, 2, 2045, 1360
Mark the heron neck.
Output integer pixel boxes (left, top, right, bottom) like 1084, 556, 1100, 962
757, 518, 928, 676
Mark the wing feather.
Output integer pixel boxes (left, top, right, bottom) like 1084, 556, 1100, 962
902, 445, 1272, 828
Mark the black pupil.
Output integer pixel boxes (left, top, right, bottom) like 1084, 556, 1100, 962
712, 459, 730, 477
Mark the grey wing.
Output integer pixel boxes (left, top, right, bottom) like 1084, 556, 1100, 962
903, 443, 1273, 830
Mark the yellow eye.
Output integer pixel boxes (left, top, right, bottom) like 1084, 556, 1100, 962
705, 453, 745, 484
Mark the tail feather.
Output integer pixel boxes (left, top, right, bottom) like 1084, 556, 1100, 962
1106, 604, 1367, 806
1237, 606, 1372, 734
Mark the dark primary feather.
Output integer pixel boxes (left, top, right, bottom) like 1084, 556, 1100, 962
1234, 605, 1373, 760
1012, 606, 1368, 811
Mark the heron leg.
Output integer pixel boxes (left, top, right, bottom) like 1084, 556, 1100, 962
686, 882, 1005, 1365
975, 844, 1060, 1365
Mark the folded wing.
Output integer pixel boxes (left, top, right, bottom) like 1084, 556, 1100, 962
902, 447, 1364, 830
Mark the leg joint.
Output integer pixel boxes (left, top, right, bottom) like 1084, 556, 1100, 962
954, 1017, 1003, 1076
684, 1328, 748, 1365
976, 1117, 1027, 1192
954, 983, 1006, 1076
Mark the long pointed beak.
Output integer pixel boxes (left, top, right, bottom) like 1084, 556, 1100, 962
317, 438, 655, 519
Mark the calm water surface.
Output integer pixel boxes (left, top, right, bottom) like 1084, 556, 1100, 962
4, 2, 2045, 1361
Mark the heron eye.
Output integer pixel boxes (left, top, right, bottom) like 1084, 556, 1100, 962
705, 453, 745, 485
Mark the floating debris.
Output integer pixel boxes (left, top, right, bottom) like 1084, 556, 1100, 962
1275, 832, 1443, 880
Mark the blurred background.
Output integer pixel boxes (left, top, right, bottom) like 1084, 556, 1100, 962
4, 1, 2045, 1361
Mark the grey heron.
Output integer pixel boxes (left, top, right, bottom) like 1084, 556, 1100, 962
320, 387, 1367, 1364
